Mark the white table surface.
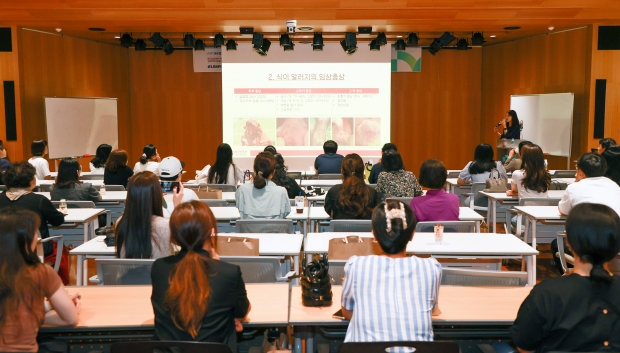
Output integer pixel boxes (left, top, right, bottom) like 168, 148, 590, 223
37, 191, 128, 202
209, 207, 241, 221
49, 171, 101, 178
300, 179, 342, 187
552, 177, 576, 185
307, 207, 483, 221
480, 190, 565, 202
62, 208, 105, 223
513, 206, 565, 220
37, 179, 104, 187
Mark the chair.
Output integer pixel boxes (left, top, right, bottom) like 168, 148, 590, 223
447, 171, 461, 178
415, 221, 476, 233
0, 185, 6, 191
200, 199, 229, 207
52, 200, 96, 208
220, 256, 295, 283
111, 341, 233, 353
37, 235, 64, 272
287, 171, 302, 180
235, 219, 294, 234
338, 341, 459, 353
37, 184, 52, 192
317, 173, 341, 180
441, 268, 528, 286
81, 174, 104, 180
553, 170, 576, 178
549, 180, 568, 190
386, 197, 413, 205
468, 182, 488, 213
187, 183, 236, 192
95, 258, 155, 285
328, 260, 347, 285
105, 185, 126, 191
329, 220, 372, 232
368, 184, 377, 189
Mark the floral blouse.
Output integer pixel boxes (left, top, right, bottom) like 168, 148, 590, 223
376, 170, 423, 201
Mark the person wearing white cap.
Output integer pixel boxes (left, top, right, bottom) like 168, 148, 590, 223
159, 156, 199, 218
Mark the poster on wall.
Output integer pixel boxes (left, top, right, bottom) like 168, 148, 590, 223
391, 46, 422, 72
193, 46, 222, 72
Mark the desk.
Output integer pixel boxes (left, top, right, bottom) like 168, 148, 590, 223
553, 177, 575, 185
513, 205, 566, 254
37, 179, 104, 188
300, 179, 342, 188
445, 178, 472, 206
38, 191, 128, 224
480, 190, 564, 231
53, 208, 105, 243
49, 172, 101, 179
37, 191, 127, 202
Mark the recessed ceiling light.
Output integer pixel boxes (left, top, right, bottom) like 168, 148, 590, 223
88, 28, 106, 31
504, 26, 521, 31
114, 36, 120, 39
490, 35, 497, 38
298, 26, 313, 31
396, 35, 402, 38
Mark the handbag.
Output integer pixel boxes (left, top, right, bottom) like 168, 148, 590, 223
484, 168, 508, 192
300, 254, 332, 307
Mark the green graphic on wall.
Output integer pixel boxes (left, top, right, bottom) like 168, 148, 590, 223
391, 47, 422, 72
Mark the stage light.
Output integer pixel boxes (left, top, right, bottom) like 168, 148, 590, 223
394, 38, 406, 51
252, 33, 271, 55
183, 34, 195, 47
369, 39, 381, 51
149, 33, 174, 54
472, 32, 485, 45
312, 32, 324, 51
214, 33, 225, 47
428, 32, 455, 55
162, 41, 174, 54
225, 39, 237, 50
120, 33, 133, 48
194, 39, 206, 50
134, 39, 147, 51
279, 33, 294, 50
375, 32, 387, 46
456, 38, 469, 50
340, 32, 357, 55
407, 33, 419, 46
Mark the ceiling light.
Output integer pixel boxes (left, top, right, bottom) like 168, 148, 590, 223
407, 33, 419, 46
369, 39, 381, 51
134, 39, 147, 51
471, 32, 485, 46
183, 34, 195, 47
149, 33, 174, 55
280, 33, 293, 47
194, 39, 206, 50
225, 39, 237, 51
490, 35, 497, 38
252, 33, 271, 55
120, 33, 133, 48
214, 33, 225, 47
340, 32, 357, 55
394, 39, 406, 51
114, 35, 120, 39
428, 32, 455, 55
375, 32, 387, 46
312, 32, 324, 51
456, 38, 469, 50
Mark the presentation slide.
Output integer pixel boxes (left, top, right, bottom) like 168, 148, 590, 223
222, 43, 391, 170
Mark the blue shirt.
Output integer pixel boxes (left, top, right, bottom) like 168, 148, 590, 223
235, 180, 291, 219
314, 153, 344, 174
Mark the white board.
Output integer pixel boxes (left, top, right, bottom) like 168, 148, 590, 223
44, 97, 118, 159
510, 93, 574, 157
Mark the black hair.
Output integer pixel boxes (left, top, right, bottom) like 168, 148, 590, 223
3, 162, 36, 189
91, 144, 113, 169
517, 140, 532, 154
419, 159, 447, 189
253, 152, 276, 189
0, 140, 4, 150
323, 140, 338, 154
271, 153, 288, 186
208, 143, 234, 184
468, 143, 496, 174
381, 151, 405, 173
31, 140, 47, 157
55, 158, 81, 189
264, 145, 278, 154
140, 144, 157, 165
602, 146, 620, 186
372, 201, 417, 254
566, 203, 620, 284
577, 153, 607, 178
599, 138, 617, 151
507, 110, 519, 127
381, 143, 397, 153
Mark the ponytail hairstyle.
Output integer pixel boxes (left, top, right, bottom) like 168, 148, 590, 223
565, 203, 620, 284
337, 153, 374, 218
140, 144, 157, 165
372, 201, 417, 254
164, 201, 217, 338
252, 152, 276, 189
91, 144, 113, 169
520, 144, 551, 193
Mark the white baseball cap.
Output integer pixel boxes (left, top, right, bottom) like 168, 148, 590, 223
159, 156, 184, 177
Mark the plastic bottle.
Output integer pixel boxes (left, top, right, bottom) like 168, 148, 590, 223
59, 199, 67, 212
544, 159, 548, 170
100, 183, 106, 195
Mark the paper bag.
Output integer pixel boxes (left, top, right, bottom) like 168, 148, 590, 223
195, 186, 223, 199
328, 236, 383, 260
216, 237, 259, 256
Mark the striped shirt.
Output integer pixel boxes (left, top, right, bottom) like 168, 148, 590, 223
341, 255, 442, 343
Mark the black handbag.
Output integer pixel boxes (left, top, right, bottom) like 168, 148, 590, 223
301, 254, 333, 307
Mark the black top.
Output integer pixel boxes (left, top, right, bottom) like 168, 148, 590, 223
151, 249, 250, 352
0, 192, 65, 256
50, 182, 100, 202
324, 183, 379, 220
368, 163, 382, 184
104, 166, 134, 188
282, 177, 305, 199
511, 274, 620, 352
500, 123, 521, 139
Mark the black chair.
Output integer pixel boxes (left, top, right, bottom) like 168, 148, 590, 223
338, 341, 459, 353
110, 341, 233, 353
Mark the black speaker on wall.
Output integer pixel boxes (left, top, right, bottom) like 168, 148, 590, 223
598, 26, 620, 50
0, 28, 12, 52
593, 79, 607, 139
3, 81, 17, 141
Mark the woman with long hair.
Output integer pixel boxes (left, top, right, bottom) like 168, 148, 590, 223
511, 203, 620, 352
270, 153, 305, 199
133, 144, 161, 175
104, 149, 134, 188
495, 110, 521, 139
324, 153, 378, 219
115, 171, 176, 259
50, 158, 101, 202
457, 143, 507, 185
503, 140, 532, 173
507, 144, 551, 200
90, 144, 112, 173
199, 143, 242, 185
376, 150, 422, 201
0, 207, 80, 352
235, 152, 290, 218
151, 201, 250, 351
602, 145, 620, 186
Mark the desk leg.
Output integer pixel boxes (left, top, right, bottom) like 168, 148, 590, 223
475, 221, 480, 233
83, 223, 89, 244
525, 255, 534, 285
293, 326, 314, 353
492, 200, 497, 232
530, 219, 537, 284
293, 254, 299, 285
77, 255, 84, 286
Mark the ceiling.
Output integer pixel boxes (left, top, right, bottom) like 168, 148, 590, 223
2, 0, 620, 47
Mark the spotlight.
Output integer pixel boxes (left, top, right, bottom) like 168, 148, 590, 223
279, 33, 293, 49
194, 39, 206, 50
134, 39, 147, 51
214, 33, 225, 47
428, 39, 441, 55
312, 32, 324, 51
369, 39, 381, 51
407, 33, 419, 46
149, 33, 174, 54
375, 32, 387, 46
120, 33, 133, 48
427, 32, 455, 55
394, 38, 406, 51
456, 38, 469, 50
340, 32, 357, 55
252, 33, 271, 55
225, 39, 237, 50
161, 41, 174, 55
183, 34, 195, 47
472, 32, 485, 45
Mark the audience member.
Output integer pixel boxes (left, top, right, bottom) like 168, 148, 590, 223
134, 144, 160, 175
368, 143, 398, 184
160, 156, 199, 218
601, 145, 620, 186
197, 143, 243, 185
324, 153, 378, 219
597, 137, 617, 155
376, 150, 422, 201
115, 171, 175, 259
558, 153, 620, 216
506, 144, 551, 201
503, 140, 532, 173
104, 149, 134, 188
151, 201, 250, 351
410, 159, 459, 222
314, 140, 344, 174
0, 208, 80, 352
28, 140, 51, 180
263, 145, 277, 154
341, 200, 441, 342
458, 143, 507, 185
89, 144, 112, 173
50, 158, 101, 203
0, 140, 10, 185
271, 153, 305, 199
511, 203, 620, 352
236, 152, 290, 219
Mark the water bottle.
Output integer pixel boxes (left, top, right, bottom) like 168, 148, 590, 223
59, 199, 67, 212
100, 183, 106, 195
511, 138, 515, 146
544, 159, 548, 170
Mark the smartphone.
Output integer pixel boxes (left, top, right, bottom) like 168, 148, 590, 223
160, 181, 180, 193
332, 309, 345, 320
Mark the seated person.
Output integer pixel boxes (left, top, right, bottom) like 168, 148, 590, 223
270, 153, 305, 199
410, 159, 459, 222
159, 156, 198, 218
50, 158, 101, 203
507, 144, 551, 201
28, 140, 51, 180
314, 140, 344, 175
197, 143, 243, 185
236, 152, 290, 219
602, 145, 620, 186
376, 150, 422, 201
115, 171, 176, 259
511, 203, 620, 352
458, 143, 507, 205
0, 208, 80, 352
558, 153, 620, 216
0, 140, 10, 185
324, 154, 379, 219
597, 137, 617, 155
134, 144, 160, 175
104, 149, 134, 188
368, 143, 398, 184
90, 144, 112, 174
503, 140, 532, 173
341, 200, 442, 342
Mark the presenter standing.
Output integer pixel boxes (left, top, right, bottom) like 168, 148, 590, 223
494, 110, 521, 139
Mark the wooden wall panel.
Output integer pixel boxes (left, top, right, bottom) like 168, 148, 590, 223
0, 26, 24, 161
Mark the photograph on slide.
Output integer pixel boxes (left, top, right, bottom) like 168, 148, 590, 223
276, 118, 309, 146
355, 118, 381, 146
332, 118, 354, 146
310, 118, 331, 146
234, 118, 275, 146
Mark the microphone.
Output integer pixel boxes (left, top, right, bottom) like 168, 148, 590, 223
494, 120, 504, 128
